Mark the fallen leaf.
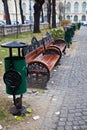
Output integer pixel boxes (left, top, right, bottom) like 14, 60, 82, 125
26, 108, 32, 113
38, 89, 44, 93
25, 113, 31, 117
15, 116, 23, 121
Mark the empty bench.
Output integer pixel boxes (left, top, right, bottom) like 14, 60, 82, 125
22, 38, 61, 79
30, 33, 67, 60
45, 32, 66, 55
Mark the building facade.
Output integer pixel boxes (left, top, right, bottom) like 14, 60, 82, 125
0, 0, 87, 24
0, 0, 34, 23
65, 0, 87, 22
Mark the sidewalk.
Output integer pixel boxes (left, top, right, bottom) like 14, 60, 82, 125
1, 26, 87, 130
39, 26, 87, 130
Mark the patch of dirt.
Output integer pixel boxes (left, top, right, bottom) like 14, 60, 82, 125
0, 75, 50, 130
0, 40, 78, 130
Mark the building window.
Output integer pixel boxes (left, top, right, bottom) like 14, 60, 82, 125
82, 2, 86, 12
67, 15, 70, 20
66, 2, 71, 13
74, 15, 78, 21
22, 3, 26, 13
82, 15, 86, 21
74, 2, 79, 13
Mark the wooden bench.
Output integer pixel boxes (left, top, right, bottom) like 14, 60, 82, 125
30, 36, 62, 60
27, 47, 60, 79
29, 34, 66, 61
45, 32, 67, 55
23, 39, 44, 64
29, 33, 66, 60
22, 38, 61, 79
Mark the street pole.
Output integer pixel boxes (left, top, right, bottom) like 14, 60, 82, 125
14, 0, 18, 38
29, 0, 32, 23
64, 0, 66, 20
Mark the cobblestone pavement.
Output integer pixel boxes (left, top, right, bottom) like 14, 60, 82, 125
40, 26, 87, 130
0, 26, 87, 130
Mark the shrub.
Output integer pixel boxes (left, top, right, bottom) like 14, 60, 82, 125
61, 20, 71, 26
50, 27, 65, 40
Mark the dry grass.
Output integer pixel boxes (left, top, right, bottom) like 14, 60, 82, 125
0, 97, 15, 124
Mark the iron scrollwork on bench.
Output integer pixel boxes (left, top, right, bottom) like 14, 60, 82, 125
22, 44, 35, 56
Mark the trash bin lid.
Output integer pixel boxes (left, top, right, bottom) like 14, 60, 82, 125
1, 41, 28, 48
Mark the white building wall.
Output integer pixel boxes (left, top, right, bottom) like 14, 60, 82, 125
0, 2, 4, 20
1, 0, 87, 24
65, 0, 87, 22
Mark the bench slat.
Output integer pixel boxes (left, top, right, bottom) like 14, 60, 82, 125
40, 54, 60, 71
25, 45, 44, 64
24, 35, 64, 79
44, 35, 66, 54
53, 44, 66, 52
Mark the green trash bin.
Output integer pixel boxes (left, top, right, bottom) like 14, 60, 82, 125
64, 26, 72, 48
70, 25, 75, 38
1, 41, 28, 115
1, 41, 28, 95
72, 24, 76, 32
4, 56, 27, 95
77, 22, 81, 30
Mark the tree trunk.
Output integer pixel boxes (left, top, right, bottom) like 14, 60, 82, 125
47, 0, 51, 27
2, 0, 11, 24
33, 0, 45, 33
34, 11, 40, 33
59, 2, 63, 23
33, 3, 41, 33
41, 9, 44, 23
52, 0, 56, 28
19, 0, 24, 24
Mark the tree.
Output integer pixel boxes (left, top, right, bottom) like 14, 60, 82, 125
47, 0, 51, 28
19, 0, 24, 24
33, 0, 45, 33
2, 0, 11, 24
52, 0, 56, 28
59, 2, 64, 23
41, 8, 44, 23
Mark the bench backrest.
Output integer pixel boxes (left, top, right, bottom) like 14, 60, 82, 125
22, 32, 64, 64
22, 38, 46, 64
46, 32, 66, 42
